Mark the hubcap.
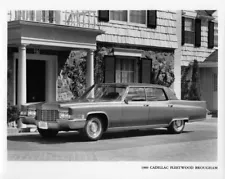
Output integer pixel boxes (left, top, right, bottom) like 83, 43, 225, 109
174, 120, 184, 131
86, 119, 101, 138
90, 122, 98, 133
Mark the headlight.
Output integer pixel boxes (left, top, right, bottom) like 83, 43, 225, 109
20, 111, 27, 116
59, 111, 71, 119
27, 110, 36, 117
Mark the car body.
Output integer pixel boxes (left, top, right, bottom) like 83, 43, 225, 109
20, 83, 207, 141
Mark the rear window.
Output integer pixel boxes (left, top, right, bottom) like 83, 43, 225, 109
164, 87, 178, 100
145, 87, 167, 101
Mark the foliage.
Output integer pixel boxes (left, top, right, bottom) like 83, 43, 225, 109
61, 48, 175, 98
181, 60, 201, 100
61, 50, 87, 98
181, 65, 191, 100
94, 47, 113, 83
188, 60, 201, 100
60, 47, 112, 99
143, 51, 175, 87
7, 103, 20, 124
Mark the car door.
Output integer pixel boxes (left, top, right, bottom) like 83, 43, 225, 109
120, 87, 149, 127
145, 87, 173, 125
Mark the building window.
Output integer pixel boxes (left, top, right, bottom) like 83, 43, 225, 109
110, 10, 127, 22
99, 10, 157, 28
129, 10, 146, 24
115, 58, 135, 83
184, 18, 195, 44
110, 10, 146, 25
214, 23, 218, 47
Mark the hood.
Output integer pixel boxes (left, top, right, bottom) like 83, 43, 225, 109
22, 98, 118, 110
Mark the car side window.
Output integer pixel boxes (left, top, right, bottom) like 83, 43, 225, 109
127, 87, 146, 101
145, 88, 167, 101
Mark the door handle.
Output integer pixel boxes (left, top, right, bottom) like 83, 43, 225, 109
168, 104, 173, 107
144, 104, 149, 107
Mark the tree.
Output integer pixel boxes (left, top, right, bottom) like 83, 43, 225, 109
181, 60, 201, 100
188, 60, 201, 100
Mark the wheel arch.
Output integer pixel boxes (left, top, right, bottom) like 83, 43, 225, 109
86, 111, 109, 132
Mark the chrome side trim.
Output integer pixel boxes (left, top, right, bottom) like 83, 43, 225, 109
69, 118, 86, 122
188, 118, 206, 123
107, 124, 168, 132
86, 111, 108, 118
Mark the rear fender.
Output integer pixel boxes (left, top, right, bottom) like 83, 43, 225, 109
168, 117, 189, 126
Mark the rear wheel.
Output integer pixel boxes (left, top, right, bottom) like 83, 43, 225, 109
38, 128, 58, 138
167, 120, 185, 134
82, 116, 103, 141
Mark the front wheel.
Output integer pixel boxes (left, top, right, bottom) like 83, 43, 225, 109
167, 120, 185, 134
38, 128, 58, 138
82, 116, 103, 141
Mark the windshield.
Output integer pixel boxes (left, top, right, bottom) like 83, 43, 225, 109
80, 84, 127, 102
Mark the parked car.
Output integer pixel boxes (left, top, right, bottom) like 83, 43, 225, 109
20, 83, 207, 141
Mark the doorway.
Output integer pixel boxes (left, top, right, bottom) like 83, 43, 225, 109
26, 60, 46, 102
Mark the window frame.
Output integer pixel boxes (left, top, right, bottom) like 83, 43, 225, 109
184, 17, 195, 45
145, 87, 168, 101
115, 57, 136, 83
126, 87, 146, 102
109, 10, 148, 27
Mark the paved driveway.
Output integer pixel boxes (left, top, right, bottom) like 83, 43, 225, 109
7, 118, 217, 161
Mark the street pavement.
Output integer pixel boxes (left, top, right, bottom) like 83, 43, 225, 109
7, 118, 217, 161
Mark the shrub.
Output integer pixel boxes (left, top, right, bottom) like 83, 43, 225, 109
7, 103, 20, 124
188, 60, 201, 100
181, 60, 201, 100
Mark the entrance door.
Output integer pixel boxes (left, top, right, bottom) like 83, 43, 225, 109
27, 60, 46, 102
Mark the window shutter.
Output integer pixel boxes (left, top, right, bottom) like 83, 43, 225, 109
147, 10, 157, 28
195, 18, 201, 47
104, 56, 115, 83
141, 59, 152, 83
49, 10, 54, 23
182, 17, 185, 45
98, 10, 109, 22
208, 21, 214, 48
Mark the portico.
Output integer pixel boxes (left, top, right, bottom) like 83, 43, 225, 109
8, 20, 104, 106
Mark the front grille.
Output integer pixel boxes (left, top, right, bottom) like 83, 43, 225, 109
37, 110, 58, 121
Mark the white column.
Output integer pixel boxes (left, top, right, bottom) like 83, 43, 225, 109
174, 10, 182, 99
46, 59, 57, 102
17, 44, 27, 106
86, 49, 94, 88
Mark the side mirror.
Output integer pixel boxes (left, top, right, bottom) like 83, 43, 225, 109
124, 98, 129, 104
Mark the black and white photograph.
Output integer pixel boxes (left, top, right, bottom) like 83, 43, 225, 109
1, 4, 225, 179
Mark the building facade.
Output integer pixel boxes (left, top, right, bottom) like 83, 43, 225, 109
7, 10, 218, 112
181, 10, 218, 112
7, 10, 181, 107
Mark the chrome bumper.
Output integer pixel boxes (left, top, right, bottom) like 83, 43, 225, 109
20, 116, 86, 130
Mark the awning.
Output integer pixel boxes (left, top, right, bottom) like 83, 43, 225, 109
199, 50, 218, 68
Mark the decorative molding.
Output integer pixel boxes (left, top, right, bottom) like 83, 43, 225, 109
20, 37, 97, 50
113, 47, 144, 57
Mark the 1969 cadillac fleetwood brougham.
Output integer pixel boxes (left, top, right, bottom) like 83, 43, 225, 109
20, 83, 207, 141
